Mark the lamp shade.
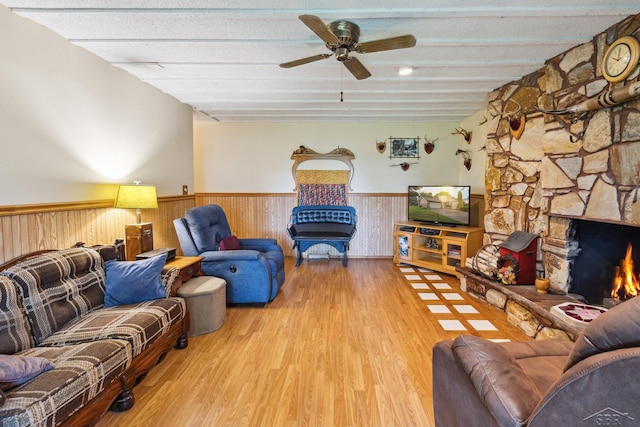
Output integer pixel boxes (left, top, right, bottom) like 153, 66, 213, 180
114, 185, 158, 209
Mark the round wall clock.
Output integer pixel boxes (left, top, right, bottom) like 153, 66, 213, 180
602, 35, 640, 83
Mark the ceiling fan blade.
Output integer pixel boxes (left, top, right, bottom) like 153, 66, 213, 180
343, 57, 371, 80
299, 14, 340, 45
357, 35, 416, 53
280, 53, 332, 68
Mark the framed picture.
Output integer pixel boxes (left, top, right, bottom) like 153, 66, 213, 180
397, 235, 410, 258
389, 137, 420, 159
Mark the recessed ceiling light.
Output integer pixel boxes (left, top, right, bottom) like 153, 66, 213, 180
398, 66, 414, 76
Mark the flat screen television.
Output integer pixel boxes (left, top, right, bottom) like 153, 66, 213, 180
408, 185, 471, 226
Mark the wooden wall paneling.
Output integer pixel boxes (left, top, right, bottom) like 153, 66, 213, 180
54, 211, 67, 248
1, 216, 13, 262
3, 216, 17, 262
134, 196, 196, 255
36, 213, 49, 250
195, 193, 406, 259
0, 193, 483, 264
196, 194, 296, 257
349, 194, 407, 257
18, 215, 29, 259
469, 193, 486, 228
0, 197, 196, 264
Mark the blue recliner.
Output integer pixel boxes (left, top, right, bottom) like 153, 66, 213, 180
173, 204, 285, 304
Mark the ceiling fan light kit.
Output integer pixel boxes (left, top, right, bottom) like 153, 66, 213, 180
280, 14, 416, 80
398, 66, 414, 76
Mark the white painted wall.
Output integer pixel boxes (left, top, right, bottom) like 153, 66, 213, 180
0, 5, 194, 205
194, 121, 483, 193
0, 3, 488, 205
459, 110, 489, 193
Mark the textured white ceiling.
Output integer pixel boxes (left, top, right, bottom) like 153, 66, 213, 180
2, 1, 639, 122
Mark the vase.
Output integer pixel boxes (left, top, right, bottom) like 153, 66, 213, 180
535, 278, 550, 294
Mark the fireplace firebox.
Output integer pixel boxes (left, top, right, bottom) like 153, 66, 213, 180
572, 219, 640, 304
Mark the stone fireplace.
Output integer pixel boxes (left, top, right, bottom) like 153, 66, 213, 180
482, 14, 640, 307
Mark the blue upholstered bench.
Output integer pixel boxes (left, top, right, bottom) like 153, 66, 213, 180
287, 205, 357, 267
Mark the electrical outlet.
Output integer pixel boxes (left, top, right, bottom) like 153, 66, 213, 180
182, 185, 188, 195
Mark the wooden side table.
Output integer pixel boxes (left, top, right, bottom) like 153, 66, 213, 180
164, 256, 203, 296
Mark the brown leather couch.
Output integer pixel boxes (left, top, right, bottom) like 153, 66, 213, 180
432, 296, 640, 426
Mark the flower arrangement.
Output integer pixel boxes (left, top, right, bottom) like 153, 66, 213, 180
498, 264, 516, 285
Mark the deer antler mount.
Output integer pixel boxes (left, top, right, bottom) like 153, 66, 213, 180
424, 135, 438, 154
452, 127, 472, 143
455, 149, 472, 171
505, 99, 525, 140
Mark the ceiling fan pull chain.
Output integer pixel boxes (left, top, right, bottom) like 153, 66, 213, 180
340, 65, 344, 102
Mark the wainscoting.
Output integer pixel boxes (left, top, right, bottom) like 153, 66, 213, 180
0, 196, 196, 264
196, 193, 407, 259
0, 193, 484, 264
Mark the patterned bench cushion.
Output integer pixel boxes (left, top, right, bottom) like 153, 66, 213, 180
39, 298, 186, 357
0, 340, 130, 427
0, 277, 34, 354
0, 248, 107, 346
298, 183, 347, 206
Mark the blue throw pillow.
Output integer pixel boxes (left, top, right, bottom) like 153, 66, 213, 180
104, 254, 168, 307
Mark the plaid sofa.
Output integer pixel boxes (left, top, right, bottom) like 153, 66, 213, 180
0, 246, 188, 427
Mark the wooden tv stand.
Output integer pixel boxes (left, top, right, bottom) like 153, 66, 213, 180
393, 221, 484, 277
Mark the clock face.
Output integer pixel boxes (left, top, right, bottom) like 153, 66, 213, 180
605, 44, 632, 76
602, 36, 640, 83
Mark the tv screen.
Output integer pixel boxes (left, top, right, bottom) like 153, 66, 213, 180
408, 185, 471, 226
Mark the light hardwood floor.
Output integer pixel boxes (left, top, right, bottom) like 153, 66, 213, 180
96, 257, 528, 427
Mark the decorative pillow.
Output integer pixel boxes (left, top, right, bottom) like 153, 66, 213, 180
0, 276, 35, 353
0, 354, 54, 391
104, 254, 168, 307
218, 235, 240, 251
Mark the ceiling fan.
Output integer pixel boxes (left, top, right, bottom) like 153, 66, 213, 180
280, 15, 417, 80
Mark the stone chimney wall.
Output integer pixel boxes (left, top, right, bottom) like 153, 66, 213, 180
483, 14, 640, 292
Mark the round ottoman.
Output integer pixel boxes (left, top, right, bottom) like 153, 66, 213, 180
177, 276, 226, 336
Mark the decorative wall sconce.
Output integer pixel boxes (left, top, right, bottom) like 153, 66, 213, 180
375, 139, 386, 153
451, 127, 472, 143
455, 149, 472, 171
424, 135, 438, 154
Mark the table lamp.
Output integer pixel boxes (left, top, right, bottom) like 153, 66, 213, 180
114, 182, 158, 260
